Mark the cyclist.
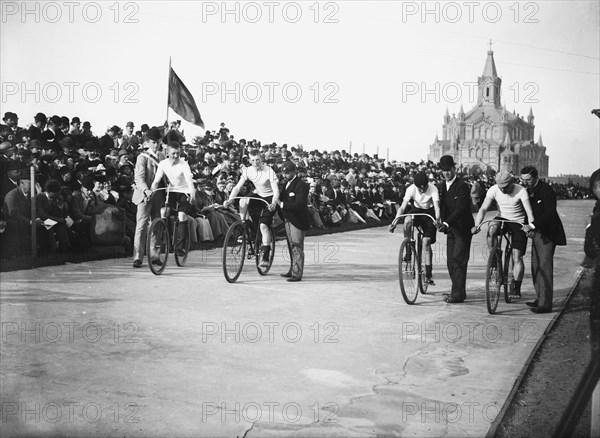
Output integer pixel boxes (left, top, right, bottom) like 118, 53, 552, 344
225, 149, 279, 267
150, 141, 195, 258
388, 172, 440, 285
472, 170, 534, 298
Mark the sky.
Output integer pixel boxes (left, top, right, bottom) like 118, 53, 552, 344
1, 0, 599, 176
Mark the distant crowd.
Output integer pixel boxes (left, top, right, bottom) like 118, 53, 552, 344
0, 110, 591, 258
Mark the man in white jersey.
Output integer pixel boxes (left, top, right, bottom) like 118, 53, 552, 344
389, 172, 440, 285
225, 150, 280, 267
150, 141, 195, 257
472, 170, 535, 297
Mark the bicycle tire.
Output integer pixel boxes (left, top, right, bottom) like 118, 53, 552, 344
255, 225, 276, 275
417, 234, 428, 295
222, 221, 246, 283
147, 218, 169, 275
485, 243, 502, 314
503, 246, 513, 303
174, 220, 190, 267
399, 239, 419, 304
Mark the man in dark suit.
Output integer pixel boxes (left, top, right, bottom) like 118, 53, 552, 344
277, 161, 310, 282
437, 155, 474, 303
520, 165, 567, 313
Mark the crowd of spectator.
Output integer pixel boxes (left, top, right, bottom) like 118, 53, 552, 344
0, 110, 592, 259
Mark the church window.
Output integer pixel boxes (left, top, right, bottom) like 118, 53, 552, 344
486, 88, 489, 97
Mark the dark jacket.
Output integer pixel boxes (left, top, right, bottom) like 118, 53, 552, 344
529, 180, 567, 245
440, 176, 474, 233
280, 176, 310, 231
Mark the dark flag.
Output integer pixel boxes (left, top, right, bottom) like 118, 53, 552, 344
168, 67, 204, 129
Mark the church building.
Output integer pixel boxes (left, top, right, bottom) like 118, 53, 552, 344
428, 49, 549, 178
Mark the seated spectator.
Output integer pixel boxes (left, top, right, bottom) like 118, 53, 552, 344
35, 179, 71, 253
116, 185, 136, 246
69, 175, 104, 249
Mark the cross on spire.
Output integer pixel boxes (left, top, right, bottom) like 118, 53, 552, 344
489, 39, 493, 52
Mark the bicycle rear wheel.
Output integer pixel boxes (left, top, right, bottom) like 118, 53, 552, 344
147, 218, 169, 275
399, 239, 419, 304
255, 225, 275, 275
222, 221, 246, 283
174, 220, 190, 267
485, 243, 502, 314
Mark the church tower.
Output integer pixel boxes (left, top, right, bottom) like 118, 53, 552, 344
477, 49, 502, 109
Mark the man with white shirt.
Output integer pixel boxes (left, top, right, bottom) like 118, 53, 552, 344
226, 149, 279, 268
132, 128, 165, 268
151, 141, 195, 257
472, 170, 535, 298
389, 172, 440, 285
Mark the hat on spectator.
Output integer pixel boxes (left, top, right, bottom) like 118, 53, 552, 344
118, 149, 129, 157
145, 127, 161, 142
6, 160, 21, 172
60, 116, 70, 125
281, 161, 297, 173
126, 121, 134, 128
413, 172, 429, 189
495, 170, 514, 188
141, 124, 149, 131
71, 117, 81, 125
83, 121, 91, 129
439, 155, 456, 171
59, 137, 74, 148
0, 141, 14, 151
109, 125, 121, 134
19, 167, 31, 180
34, 112, 47, 123
49, 115, 62, 126
29, 139, 42, 149
81, 176, 95, 190
3, 112, 17, 121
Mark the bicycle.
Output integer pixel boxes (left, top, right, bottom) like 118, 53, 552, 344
475, 217, 525, 314
392, 213, 436, 304
146, 186, 191, 275
222, 196, 276, 283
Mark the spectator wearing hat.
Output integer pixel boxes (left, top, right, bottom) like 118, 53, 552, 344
98, 125, 121, 156
36, 179, 71, 253
2, 167, 44, 255
1, 112, 21, 141
276, 161, 310, 281
472, 170, 535, 299
122, 121, 139, 152
69, 175, 103, 249
28, 113, 48, 141
82, 121, 93, 137
42, 115, 64, 150
70, 117, 82, 136
59, 116, 70, 136
520, 165, 567, 313
117, 185, 136, 246
389, 171, 440, 285
131, 127, 166, 267
1, 160, 22, 198
437, 155, 475, 304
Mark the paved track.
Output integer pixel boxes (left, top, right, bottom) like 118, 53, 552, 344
0, 200, 591, 437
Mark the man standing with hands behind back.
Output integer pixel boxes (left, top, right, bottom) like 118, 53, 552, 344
520, 165, 566, 313
276, 161, 310, 282
132, 128, 165, 268
436, 155, 474, 303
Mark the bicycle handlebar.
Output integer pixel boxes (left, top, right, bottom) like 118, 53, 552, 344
476, 217, 525, 232
225, 196, 271, 207
394, 213, 436, 223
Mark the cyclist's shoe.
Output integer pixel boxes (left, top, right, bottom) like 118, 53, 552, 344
175, 249, 186, 258
151, 259, 163, 267
259, 258, 270, 268
425, 277, 435, 286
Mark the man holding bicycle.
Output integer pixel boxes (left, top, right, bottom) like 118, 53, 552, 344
150, 141, 195, 257
225, 149, 279, 268
472, 170, 535, 298
389, 172, 440, 285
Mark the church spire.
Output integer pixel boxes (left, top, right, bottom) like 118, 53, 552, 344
538, 134, 544, 147
478, 46, 502, 108
482, 46, 498, 78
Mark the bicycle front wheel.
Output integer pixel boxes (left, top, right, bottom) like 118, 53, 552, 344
147, 218, 169, 275
399, 239, 419, 304
174, 220, 190, 267
255, 225, 275, 275
222, 221, 246, 283
485, 244, 502, 314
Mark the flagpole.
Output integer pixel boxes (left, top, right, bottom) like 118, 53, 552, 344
166, 57, 171, 128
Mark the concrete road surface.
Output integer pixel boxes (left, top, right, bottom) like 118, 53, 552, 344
0, 200, 591, 437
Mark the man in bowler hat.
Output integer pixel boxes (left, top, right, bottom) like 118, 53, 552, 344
437, 155, 474, 303
132, 127, 166, 267
277, 161, 310, 281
